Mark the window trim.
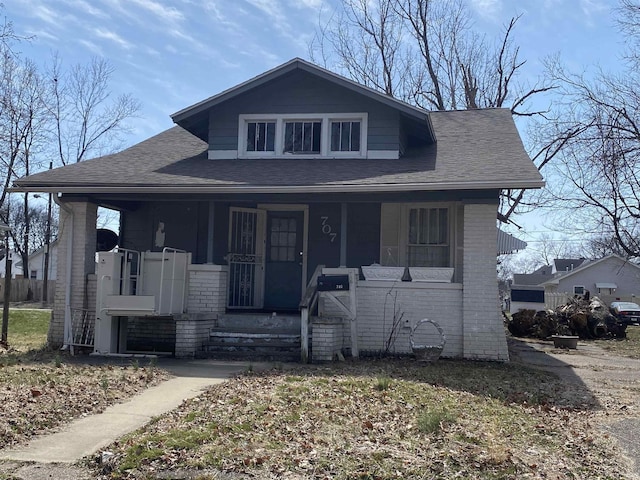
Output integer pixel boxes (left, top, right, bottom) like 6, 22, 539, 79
238, 113, 368, 159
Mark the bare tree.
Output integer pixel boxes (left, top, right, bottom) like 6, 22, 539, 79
541, 1, 640, 258
311, 0, 554, 224
47, 54, 141, 165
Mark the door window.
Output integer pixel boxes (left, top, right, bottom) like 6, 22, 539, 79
270, 217, 297, 261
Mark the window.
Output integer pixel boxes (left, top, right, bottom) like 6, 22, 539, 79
407, 207, 449, 267
573, 286, 585, 295
30, 270, 37, 279
246, 121, 275, 152
284, 121, 321, 154
270, 217, 297, 262
330, 121, 361, 152
238, 113, 367, 158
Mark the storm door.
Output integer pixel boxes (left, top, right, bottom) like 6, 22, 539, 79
227, 207, 266, 309
264, 211, 304, 311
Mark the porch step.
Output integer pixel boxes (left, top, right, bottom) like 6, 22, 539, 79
204, 318, 303, 361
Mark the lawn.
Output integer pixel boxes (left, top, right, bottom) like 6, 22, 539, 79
594, 325, 640, 358
0, 308, 171, 450
1, 308, 50, 351
97, 360, 627, 480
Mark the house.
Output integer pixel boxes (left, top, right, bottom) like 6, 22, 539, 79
542, 255, 640, 300
14, 240, 58, 280
12, 58, 543, 361
0, 250, 23, 278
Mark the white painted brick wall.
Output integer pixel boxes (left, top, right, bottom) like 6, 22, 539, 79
50, 202, 97, 348
312, 318, 344, 362
175, 317, 217, 358
321, 282, 463, 357
187, 264, 228, 314
462, 203, 509, 361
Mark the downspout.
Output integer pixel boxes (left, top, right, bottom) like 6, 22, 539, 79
54, 195, 73, 350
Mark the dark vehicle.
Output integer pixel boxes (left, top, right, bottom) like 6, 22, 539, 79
610, 301, 640, 325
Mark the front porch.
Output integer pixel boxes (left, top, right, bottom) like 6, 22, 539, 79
50, 198, 509, 362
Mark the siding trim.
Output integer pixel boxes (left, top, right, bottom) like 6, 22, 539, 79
368, 150, 399, 160
208, 150, 237, 160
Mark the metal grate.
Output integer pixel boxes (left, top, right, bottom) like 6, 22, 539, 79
71, 308, 95, 348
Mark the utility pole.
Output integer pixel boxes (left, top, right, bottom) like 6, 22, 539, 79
1, 223, 12, 347
42, 161, 53, 305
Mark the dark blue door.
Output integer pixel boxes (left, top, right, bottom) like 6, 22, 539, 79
264, 211, 304, 311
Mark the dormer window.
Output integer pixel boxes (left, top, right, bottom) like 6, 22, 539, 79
331, 120, 361, 152
284, 121, 321, 154
246, 121, 275, 152
238, 113, 367, 158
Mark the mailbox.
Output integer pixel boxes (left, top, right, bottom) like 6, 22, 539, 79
317, 274, 350, 291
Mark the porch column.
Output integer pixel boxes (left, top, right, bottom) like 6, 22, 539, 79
50, 201, 97, 348
462, 201, 508, 361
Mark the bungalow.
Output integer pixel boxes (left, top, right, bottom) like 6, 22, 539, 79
12, 58, 543, 361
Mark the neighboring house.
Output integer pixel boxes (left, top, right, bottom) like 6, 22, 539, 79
14, 240, 58, 280
542, 255, 640, 299
0, 250, 24, 278
552, 258, 586, 275
12, 58, 543, 361
510, 255, 640, 312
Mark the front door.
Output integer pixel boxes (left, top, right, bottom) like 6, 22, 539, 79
264, 211, 304, 311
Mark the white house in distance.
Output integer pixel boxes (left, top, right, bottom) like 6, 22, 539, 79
510, 255, 640, 312
541, 255, 640, 299
16, 240, 58, 280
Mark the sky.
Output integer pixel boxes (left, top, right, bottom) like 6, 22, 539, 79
1, 0, 629, 255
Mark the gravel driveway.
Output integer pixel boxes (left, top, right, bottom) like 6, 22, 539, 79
509, 336, 640, 479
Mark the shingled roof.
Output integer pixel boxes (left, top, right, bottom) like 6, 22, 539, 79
13, 107, 543, 194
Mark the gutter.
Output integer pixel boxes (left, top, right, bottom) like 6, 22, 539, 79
10, 179, 546, 195
53, 195, 73, 351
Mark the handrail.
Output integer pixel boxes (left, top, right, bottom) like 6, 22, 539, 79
300, 264, 324, 363
300, 264, 325, 309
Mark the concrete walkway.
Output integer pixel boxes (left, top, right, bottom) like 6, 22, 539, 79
0, 359, 254, 463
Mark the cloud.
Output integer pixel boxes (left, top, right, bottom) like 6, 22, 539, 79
94, 28, 133, 50
469, 0, 503, 19
62, 0, 109, 19
579, 0, 609, 19
291, 0, 324, 9
128, 0, 185, 23
77, 39, 104, 56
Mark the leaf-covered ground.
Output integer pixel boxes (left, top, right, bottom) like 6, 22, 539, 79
97, 360, 627, 480
0, 351, 170, 450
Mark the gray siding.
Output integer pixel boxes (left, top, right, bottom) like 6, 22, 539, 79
121, 202, 205, 262
209, 70, 400, 152
555, 257, 640, 297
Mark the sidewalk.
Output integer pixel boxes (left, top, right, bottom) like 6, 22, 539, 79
0, 359, 255, 463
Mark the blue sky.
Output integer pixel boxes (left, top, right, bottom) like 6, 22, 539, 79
4, 0, 624, 144
2, 0, 627, 248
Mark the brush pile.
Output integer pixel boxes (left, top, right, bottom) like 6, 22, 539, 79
507, 296, 627, 339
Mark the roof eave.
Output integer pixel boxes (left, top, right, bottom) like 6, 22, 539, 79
11, 179, 545, 195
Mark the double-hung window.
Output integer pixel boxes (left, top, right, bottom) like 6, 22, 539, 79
239, 113, 367, 158
407, 207, 450, 267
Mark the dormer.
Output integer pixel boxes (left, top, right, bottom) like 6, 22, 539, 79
171, 58, 434, 161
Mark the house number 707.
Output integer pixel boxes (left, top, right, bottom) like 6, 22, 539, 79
320, 216, 337, 243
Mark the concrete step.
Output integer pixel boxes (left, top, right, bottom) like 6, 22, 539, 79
216, 313, 301, 330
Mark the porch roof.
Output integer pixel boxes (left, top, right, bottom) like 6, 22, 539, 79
13, 109, 543, 194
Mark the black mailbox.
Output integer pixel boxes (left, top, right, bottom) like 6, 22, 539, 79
317, 274, 350, 291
